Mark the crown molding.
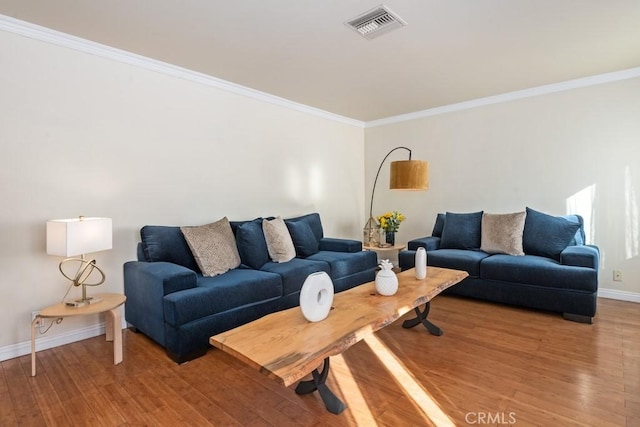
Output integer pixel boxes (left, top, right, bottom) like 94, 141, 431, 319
0, 15, 364, 128
2, 15, 639, 132
365, 66, 640, 128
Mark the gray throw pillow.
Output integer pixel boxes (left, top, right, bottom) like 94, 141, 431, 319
180, 217, 241, 277
263, 217, 296, 263
480, 212, 526, 256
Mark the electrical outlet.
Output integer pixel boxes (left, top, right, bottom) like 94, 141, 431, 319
31, 311, 42, 326
613, 270, 623, 282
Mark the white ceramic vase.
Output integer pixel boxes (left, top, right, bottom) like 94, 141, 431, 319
299, 271, 334, 322
375, 260, 398, 296
415, 247, 427, 279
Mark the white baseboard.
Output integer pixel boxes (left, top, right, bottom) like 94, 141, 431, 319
0, 318, 128, 363
598, 288, 640, 303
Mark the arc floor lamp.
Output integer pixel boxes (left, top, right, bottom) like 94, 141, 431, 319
364, 146, 429, 245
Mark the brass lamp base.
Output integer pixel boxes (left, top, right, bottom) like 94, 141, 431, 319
59, 258, 106, 308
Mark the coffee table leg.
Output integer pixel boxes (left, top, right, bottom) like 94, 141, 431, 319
402, 302, 443, 336
295, 358, 346, 414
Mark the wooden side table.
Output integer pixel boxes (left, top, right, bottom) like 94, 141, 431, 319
362, 243, 406, 270
31, 293, 126, 376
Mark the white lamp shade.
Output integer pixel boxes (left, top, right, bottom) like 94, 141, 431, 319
46, 217, 112, 257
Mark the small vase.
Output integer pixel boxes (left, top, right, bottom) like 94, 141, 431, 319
385, 231, 395, 246
375, 260, 398, 296
415, 247, 427, 279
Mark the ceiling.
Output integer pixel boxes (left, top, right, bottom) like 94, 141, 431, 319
2, 0, 640, 121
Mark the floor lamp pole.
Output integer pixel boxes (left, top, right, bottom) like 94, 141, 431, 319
369, 146, 412, 218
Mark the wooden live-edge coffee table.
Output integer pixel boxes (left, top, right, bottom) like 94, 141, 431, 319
210, 267, 468, 414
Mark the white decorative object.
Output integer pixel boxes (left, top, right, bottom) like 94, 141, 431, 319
299, 272, 334, 322
415, 247, 427, 279
375, 259, 398, 296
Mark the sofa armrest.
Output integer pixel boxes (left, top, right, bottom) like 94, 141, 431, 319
319, 237, 362, 253
124, 261, 198, 296
560, 245, 600, 270
123, 261, 198, 345
407, 236, 441, 251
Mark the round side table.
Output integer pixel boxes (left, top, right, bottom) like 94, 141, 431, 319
362, 243, 406, 271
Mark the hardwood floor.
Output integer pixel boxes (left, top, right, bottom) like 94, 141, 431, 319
2, 296, 638, 426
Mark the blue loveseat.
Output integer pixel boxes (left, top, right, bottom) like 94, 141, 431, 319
123, 213, 377, 363
399, 208, 600, 323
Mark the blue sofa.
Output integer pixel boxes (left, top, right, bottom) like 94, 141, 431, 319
399, 208, 599, 323
124, 213, 377, 362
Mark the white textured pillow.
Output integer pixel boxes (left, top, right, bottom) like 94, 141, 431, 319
480, 211, 526, 256
263, 217, 296, 263
181, 217, 241, 277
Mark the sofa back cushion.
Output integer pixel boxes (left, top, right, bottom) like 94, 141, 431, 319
285, 213, 324, 241
440, 211, 483, 250
563, 214, 585, 245
286, 220, 320, 257
140, 225, 200, 272
523, 207, 582, 261
235, 219, 270, 269
432, 213, 446, 237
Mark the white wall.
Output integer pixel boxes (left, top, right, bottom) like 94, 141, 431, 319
366, 77, 640, 297
0, 29, 365, 356
2, 19, 638, 361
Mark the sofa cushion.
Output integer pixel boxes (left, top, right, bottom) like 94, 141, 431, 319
481, 254, 597, 292
432, 213, 446, 237
561, 245, 599, 269
440, 211, 483, 250
163, 269, 283, 326
263, 217, 296, 263
286, 220, 320, 257
307, 250, 377, 279
286, 213, 324, 241
140, 225, 200, 272
564, 214, 585, 245
427, 249, 490, 278
523, 208, 581, 261
180, 217, 241, 277
318, 238, 361, 252
407, 236, 441, 251
260, 258, 330, 295
235, 220, 270, 270
480, 211, 526, 256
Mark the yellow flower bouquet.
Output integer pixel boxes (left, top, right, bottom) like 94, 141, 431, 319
377, 211, 405, 233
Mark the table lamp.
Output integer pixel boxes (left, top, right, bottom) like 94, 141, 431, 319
46, 216, 112, 307
363, 146, 428, 245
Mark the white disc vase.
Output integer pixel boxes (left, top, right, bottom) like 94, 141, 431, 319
299, 271, 334, 322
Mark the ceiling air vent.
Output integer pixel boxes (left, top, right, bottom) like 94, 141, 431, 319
345, 5, 407, 40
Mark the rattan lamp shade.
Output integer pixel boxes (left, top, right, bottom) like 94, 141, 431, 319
390, 160, 429, 190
